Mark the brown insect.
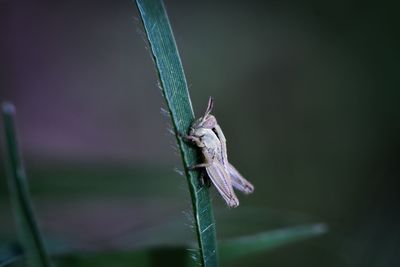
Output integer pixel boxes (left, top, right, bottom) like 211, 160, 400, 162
182, 97, 254, 207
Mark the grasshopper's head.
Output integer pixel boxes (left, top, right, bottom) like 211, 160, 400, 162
189, 97, 217, 135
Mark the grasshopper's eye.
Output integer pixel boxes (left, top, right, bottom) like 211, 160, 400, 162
203, 116, 216, 128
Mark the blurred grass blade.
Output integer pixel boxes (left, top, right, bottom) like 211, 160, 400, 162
219, 223, 328, 262
26, 224, 326, 266
135, 0, 218, 266
0, 244, 23, 267
1, 103, 53, 267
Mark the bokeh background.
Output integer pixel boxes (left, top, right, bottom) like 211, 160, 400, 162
1, 0, 399, 266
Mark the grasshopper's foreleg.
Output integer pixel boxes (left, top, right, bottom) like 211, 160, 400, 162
180, 133, 205, 148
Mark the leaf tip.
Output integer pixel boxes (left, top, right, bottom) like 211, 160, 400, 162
1, 102, 16, 115
313, 223, 329, 234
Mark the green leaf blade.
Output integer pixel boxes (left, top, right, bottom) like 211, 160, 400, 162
135, 1, 218, 267
219, 223, 328, 262
2, 103, 53, 267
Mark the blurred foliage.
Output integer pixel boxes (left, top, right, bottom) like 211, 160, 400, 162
1, 223, 326, 267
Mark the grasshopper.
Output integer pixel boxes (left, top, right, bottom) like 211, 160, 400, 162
182, 97, 254, 208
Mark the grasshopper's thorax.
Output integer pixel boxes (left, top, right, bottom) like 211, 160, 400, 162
191, 127, 223, 161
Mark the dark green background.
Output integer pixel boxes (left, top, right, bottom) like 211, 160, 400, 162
1, 1, 399, 266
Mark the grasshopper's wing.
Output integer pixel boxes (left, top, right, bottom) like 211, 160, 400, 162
227, 162, 254, 194
213, 124, 228, 166
206, 160, 239, 208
